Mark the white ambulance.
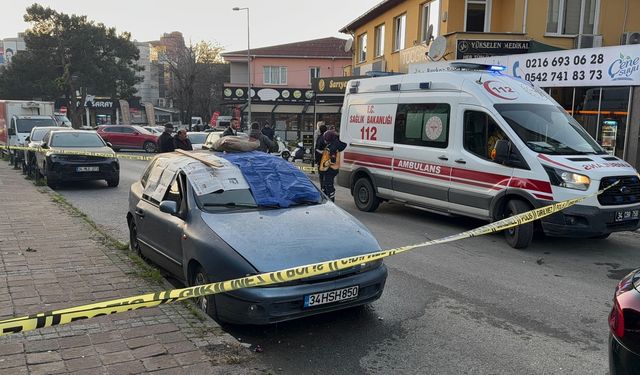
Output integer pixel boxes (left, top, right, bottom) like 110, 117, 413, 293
337, 63, 640, 248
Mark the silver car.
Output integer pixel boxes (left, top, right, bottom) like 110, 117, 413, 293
127, 151, 387, 324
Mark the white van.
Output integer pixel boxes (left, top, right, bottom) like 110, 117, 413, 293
337, 63, 640, 248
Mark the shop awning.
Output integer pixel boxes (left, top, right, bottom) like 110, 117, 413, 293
528, 40, 565, 53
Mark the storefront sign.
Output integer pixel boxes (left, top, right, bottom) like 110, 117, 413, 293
223, 86, 314, 103
312, 76, 362, 95
399, 44, 429, 72
456, 39, 530, 59
410, 44, 640, 87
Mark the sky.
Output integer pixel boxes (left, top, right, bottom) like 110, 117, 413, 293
1, 1, 381, 52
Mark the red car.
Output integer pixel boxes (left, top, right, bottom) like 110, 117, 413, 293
97, 125, 158, 153
609, 268, 640, 375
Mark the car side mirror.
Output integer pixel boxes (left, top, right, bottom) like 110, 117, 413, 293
8, 128, 15, 136
40, 142, 48, 149
159, 200, 178, 215
25, 136, 30, 142
493, 140, 510, 164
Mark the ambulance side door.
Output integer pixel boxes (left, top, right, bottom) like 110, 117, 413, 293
391, 96, 454, 211
448, 104, 515, 220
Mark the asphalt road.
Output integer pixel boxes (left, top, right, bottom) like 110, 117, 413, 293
55, 153, 639, 374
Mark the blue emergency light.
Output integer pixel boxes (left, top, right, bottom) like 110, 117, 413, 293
450, 62, 507, 72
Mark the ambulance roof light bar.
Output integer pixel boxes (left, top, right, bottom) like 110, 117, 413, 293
450, 62, 506, 72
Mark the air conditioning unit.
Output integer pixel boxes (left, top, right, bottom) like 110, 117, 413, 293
574, 34, 603, 49
621, 32, 640, 45
372, 59, 387, 72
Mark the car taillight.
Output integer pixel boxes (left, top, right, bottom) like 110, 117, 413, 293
610, 299, 625, 338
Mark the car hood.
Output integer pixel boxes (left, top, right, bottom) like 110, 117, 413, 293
48, 146, 116, 157
200, 203, 381, 272
536, 153, 638, 180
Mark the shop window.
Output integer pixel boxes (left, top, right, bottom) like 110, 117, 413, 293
465, 0, 491, 32
358, 33, 367, 63
394, 103, 450, 148
264, 66, 287, 85
546, 0, 599, 35
374, 24, 385, 57
463, 111, 508, 160
393, 14, 406, 51
309, 67, 320, 85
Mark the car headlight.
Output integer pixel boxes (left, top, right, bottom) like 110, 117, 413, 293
543, 166, 590, 191
357, 259, 383, 273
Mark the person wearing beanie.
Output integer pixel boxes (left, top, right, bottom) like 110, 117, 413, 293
157, 123, 176, 153
250, 122, 275, 152
319, 129, 347, 202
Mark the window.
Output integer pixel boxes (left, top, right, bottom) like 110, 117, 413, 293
358, 33, 367, 62
374, 24, 385, 57
546, 0, 599, 35
309, 67, 320, 84
394, 103, 450, 148
120, 127, 135, 134
50, 133, 106, 148
140, 159, 160, 187
263, 66, 287, 85
163, 175, 182, 211
463, 111, 509, 160
420, 2, 430, 42
393, 14, 406, 51
465, 0, 491, 32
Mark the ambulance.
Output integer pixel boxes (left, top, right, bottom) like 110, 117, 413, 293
337, 63, 640, 249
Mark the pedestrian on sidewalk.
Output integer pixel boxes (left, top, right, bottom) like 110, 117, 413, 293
157, 123, 176, 153
250, 122, 275, 152
319, 129, 347, 202
261, 121, 275, 141
314, 122, 328, 187
174, 129, 193, 151
222, 118, 240, 137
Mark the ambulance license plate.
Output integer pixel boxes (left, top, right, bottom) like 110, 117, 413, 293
304, 286, 358, 308
614, 209, 639, 222
77, 166, 99, 172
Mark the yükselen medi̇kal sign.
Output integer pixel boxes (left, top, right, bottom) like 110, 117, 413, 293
410, 44, 640, 88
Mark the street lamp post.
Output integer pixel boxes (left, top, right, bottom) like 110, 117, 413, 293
233, 7, 251, 130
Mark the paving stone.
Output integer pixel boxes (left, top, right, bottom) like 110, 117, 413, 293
0, 342, 23, 355
28, 360, 66, 375
58, 334, 92, 349
0, 353, 26, 369
131, 343, 167, 359
105, 360, 145, 375
99, 350, 135, 365
141, 354, 179, 371
61, 345, 95, 360
164, 341, 198, 355
125, 335, 157, 349
23, 338, 59, 353
26, 351, 62, 365
94, 341, 129, 354
65, 355, 102, 372
174, 350, 211, 366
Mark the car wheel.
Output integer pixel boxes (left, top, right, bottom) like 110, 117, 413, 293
503, 199, 534, 249
353, 177, 380, 212
128, 221, 145, 259
191, 266, 217, 319
143, 141, 157, 153
281, 150, 290, 160
107, 176, 119, 187
46, 176, 57, 189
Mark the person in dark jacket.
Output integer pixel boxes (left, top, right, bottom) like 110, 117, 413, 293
157, 123, 176, 153
222, 118, 240, 137
320, 129, 347, 202
174, 129, 193, 151
314, 123, 328, 187
261, 121, 275, 141
250, 122, 275, 152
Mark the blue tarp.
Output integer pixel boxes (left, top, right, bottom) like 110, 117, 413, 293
218, 151, 321, 208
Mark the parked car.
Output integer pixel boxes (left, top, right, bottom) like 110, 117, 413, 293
201, 131, 248, 150
97, 125, 158, 153
35, 129, 120, 188
22, 126, 64, 177
609, 268, 640, 374
144, 126, 164, 135
127, 151, 387, 324
54, 113, 72, 127
186, 132, 208, 150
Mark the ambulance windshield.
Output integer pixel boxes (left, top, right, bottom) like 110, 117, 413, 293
495, 104, 606, 155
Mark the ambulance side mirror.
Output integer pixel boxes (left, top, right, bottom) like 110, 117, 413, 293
493, 140, 510, 164
8, 128, 16, 136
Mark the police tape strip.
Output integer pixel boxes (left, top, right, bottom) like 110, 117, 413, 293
3, 145, 155, 161
0, 181, 617, 336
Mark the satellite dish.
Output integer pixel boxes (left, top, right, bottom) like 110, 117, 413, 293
427, 36, 447, 61
344, 38, 353, 53
425, 24, 434, 45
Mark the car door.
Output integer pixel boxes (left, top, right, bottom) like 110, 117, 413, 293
35, 131, 51, 173
391, 101, 453, 211
119, 127, 138, 148
135, 168, 185, 277
101, 126, 122, 147
448, 105, 515, 219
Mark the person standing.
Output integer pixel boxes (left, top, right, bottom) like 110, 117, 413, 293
250, 122, 275, 152
174, 129, 193, 151
314, 123, 328, 187
319, 129, 347, 202
157, 123, 176, 153
222, 118, 240, 137
261, 121, 275, 141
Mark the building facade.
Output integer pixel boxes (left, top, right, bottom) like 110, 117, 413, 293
339, 0, 640, 167
222, 37, 351, 143
0, 34, 26, 65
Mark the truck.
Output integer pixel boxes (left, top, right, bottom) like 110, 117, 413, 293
0, 100, 58, 165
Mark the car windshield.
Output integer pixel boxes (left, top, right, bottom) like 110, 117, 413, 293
31, 128, 54, 142
54, 114, 71, 125
195, 188, 259, 212
50, 132, 105, 147
188, 133, 207, 144
16, 118, 57, 133
132, 126, 152, 135
494, 104, 606, 155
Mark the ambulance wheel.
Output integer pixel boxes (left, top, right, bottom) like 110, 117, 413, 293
354, 177, 380, 212
503, 199, 534, 249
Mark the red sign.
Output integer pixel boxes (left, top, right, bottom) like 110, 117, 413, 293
482, 80, 518, 100
210, 111, 220, 126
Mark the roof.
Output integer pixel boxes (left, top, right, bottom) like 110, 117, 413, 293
339, 0, 403, 33
223, 37, 351, 59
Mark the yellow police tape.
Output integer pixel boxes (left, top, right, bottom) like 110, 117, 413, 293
3, 145, 155, 161
0, 181, 617, 335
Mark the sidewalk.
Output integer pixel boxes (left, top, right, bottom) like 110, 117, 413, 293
0, 162, 265, 374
